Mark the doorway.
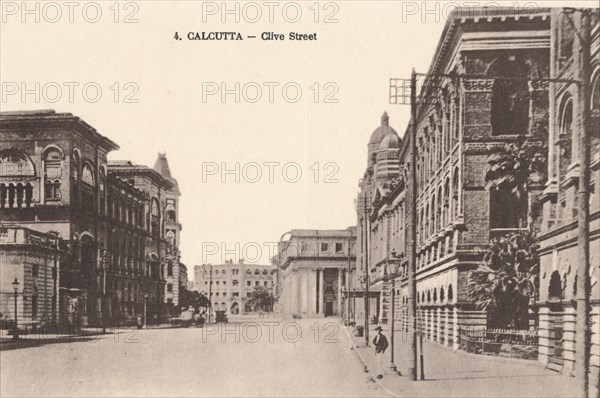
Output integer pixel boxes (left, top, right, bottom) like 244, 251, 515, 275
325, 302, 333, 317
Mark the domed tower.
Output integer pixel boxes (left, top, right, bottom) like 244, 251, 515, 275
367, 112, 397, 167
374, 126, 401, 184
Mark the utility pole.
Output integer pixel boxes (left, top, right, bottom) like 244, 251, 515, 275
389, 277, 397, 373
406, 67, 419, 381
575, 8, 592, 398
347, 235, 351, 324
364, 193, 370, 346
208, 264, 213, 323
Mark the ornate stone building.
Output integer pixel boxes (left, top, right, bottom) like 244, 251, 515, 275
358, 7, 553, 349
0, 110, 183, 326
277, 228, 356, 318
537, 8, 600, 374
0, 226, 61, 328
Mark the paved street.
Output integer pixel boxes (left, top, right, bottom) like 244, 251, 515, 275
0, 318, 384, 397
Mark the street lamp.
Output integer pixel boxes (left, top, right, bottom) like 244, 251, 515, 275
143, 294, 148, 329
12, 278, 19, 340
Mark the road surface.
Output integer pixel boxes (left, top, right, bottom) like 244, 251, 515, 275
1, 318, 385, 397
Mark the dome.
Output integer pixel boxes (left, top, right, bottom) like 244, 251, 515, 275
369, 112, 398, 145
379, 131, 400, 149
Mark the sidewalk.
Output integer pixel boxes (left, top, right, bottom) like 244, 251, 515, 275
342, 323, 582, 397
0, 323, 181, 350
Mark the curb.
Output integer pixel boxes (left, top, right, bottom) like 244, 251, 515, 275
338, 322, 403, 398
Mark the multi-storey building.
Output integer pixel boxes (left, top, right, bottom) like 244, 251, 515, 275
0, 110, 183, 326
277, 228, 356, 318
0, 226, 61, 328
194, 260, 275, 314
358, 7, 554, 349
537, 8, 600, 374
153, 153, 183, 309
108, 155, 183, 315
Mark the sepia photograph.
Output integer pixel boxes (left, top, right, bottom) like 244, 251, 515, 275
0, 1, 599, 397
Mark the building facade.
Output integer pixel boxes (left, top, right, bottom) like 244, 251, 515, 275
0, 110, 183, 326
194, 260, 275, 314
537, 8, 600, 374
358, 7, 554, 350
277, 228, 356, 318
0, 226, 61, 328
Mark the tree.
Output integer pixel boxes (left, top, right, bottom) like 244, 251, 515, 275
485, 136, 547, 227
246, 286, 275, 312
468, 231, 539, 329
179, 287, 210, 313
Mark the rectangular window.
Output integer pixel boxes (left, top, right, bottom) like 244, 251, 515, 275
32, 296, 38, 318
321, 242, 328, 252
247, 281, 251, 286
167, 284, 173, 293
32, 264, 39, 277
335, 243, 343, 253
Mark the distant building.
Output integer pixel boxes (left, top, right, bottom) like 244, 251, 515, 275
194, 260, 275, 314
276, 228, 356, 318
0, 226, 61, 328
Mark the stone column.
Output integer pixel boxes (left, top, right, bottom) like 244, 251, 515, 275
435, 307, 442, 343
444, 308, 449, 347
337, 269, 343, 317
309, 269, 317, 316
318, 268, 325, 317
304, 269, 310, 316
452, 307, 459, 351
291, 268, 298, 317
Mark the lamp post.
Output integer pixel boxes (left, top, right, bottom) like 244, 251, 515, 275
12, 278, 19, 340
143, 294, 148, 328
389, 277, 398, 373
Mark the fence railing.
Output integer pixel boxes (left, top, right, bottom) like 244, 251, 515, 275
458, 327, 539, 360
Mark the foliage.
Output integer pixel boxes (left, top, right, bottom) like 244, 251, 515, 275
485, 137, 547, 196
246, 286, 275, 312
179, 287, 210, 312
468, 231, 540, 329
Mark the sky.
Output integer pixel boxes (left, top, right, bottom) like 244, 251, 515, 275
1, 0, 596, 269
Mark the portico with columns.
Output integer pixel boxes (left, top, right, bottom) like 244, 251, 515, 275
277, 229, 356, 318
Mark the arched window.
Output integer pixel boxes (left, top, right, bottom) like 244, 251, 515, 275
488, 54, 530, 136
559, 95, 574, 178
166, 230, 175, 247
82, 163, 95, 186
590, 71, 600, 153
0, 149, 35, 177
151, 198, 160, 237
448, 284, 453, 302
44, 148, 63, 203
436, 186, 443, 231
443, 178, 450, 226
549, 271, 563, 300
72, 151, 80, 203
80, 234, 96, 269
165, 203, 176, 223
440, 287, 445, 303
452, 168, 459, 219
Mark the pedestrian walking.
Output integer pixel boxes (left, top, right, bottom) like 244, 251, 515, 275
372, 326, 389, 379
